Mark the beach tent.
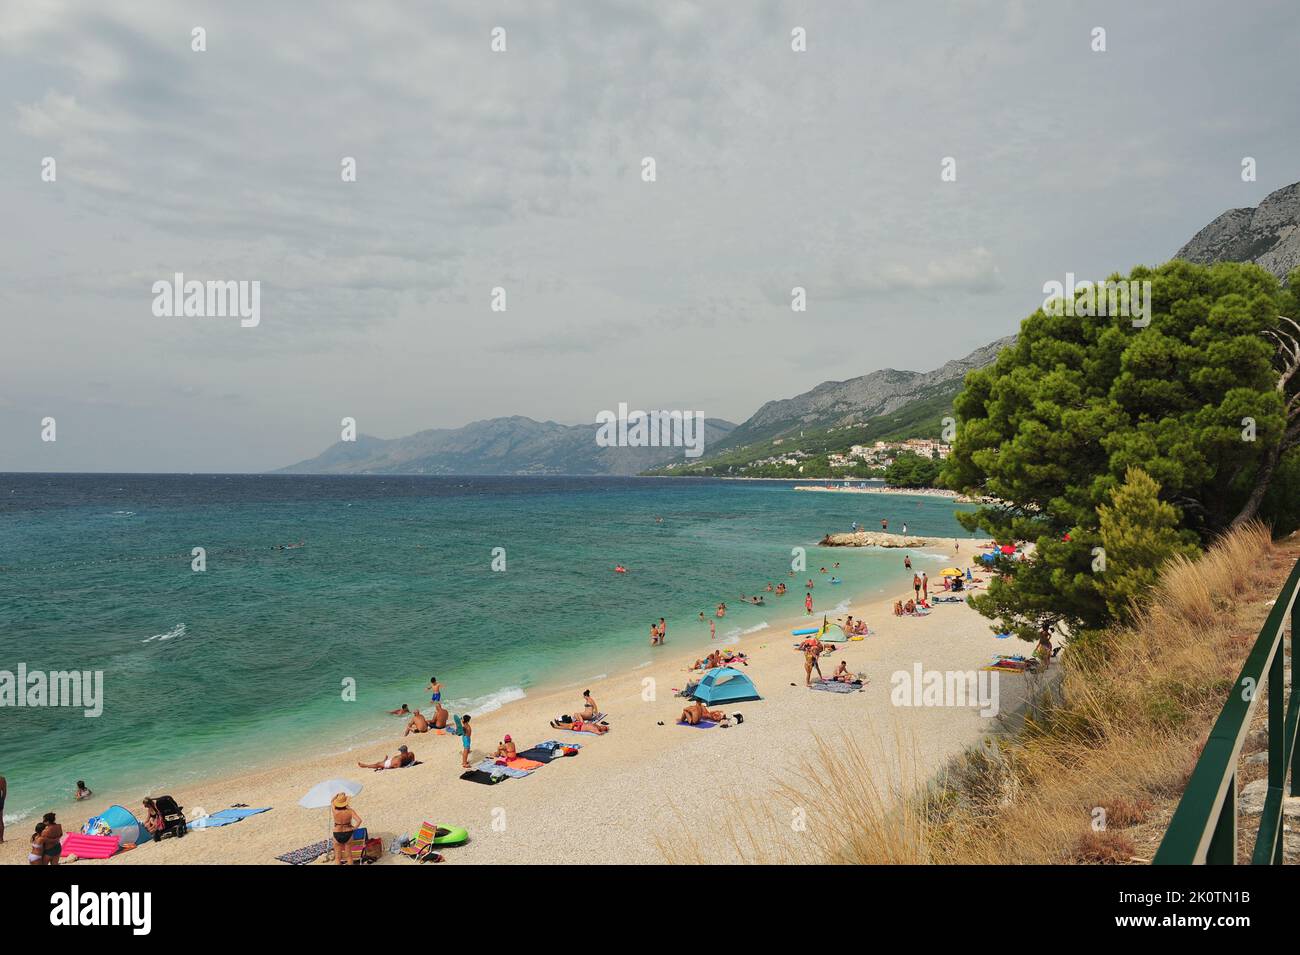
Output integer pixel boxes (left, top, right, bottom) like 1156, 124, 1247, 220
691, 667, 761, 705
83, 804, 146, 846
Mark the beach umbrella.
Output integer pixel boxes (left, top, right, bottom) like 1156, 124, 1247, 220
939, 567, 963, 577
300, 778, 363, 861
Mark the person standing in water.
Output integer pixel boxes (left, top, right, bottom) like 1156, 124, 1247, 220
904, 555, 912, 570
658, 618, 667, 644
805, 592, 814, 615
426, 676, 442, 707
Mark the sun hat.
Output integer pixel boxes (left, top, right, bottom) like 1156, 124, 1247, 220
332, 793, 350, 808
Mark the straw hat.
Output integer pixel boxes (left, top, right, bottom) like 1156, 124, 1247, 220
332, 793, 350, 809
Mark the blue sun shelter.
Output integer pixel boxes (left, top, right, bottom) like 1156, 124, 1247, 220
691, 667, 761, 705
84, 805, 146, 845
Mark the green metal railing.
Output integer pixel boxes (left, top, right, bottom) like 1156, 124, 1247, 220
1155, 556, 1300, 864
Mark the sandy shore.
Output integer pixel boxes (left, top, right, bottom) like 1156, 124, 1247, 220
2, 539, 1036, 865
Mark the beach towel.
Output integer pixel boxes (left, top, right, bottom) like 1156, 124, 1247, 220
677, 720, 717, 729
810, 680, 864, 694
515, 746, 554, 763
188, 807, 271, 829
459, 769, 508, 786
276, 840, 330, 865
61, 832, 121, 859
505, 756, 545, 771
474, 759, 532, 778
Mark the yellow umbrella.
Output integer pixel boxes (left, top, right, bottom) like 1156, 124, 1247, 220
939, 567, 963, 577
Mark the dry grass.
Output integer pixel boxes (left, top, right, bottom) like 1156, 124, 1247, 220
662, 521, 1290, 865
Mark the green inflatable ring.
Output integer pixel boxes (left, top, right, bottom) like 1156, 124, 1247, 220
431, 825, 468, 847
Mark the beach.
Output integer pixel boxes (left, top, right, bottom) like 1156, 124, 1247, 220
1, 540, 1034, 866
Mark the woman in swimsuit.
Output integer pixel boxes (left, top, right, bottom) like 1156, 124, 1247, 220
40, 812, 63, 864
142, 799, 162, 837
331, 793, 361, 865
30, 822, 47, 865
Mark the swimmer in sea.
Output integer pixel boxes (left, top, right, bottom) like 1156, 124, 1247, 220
388, 703, 411, 716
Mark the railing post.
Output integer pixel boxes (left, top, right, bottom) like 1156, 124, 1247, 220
1206, 775, 1237, 864
1292, 603, 1299, 799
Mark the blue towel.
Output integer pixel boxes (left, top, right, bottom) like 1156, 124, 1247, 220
189, 807, 272, 829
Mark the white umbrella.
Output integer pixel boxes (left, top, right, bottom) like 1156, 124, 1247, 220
300, 778, 363, 861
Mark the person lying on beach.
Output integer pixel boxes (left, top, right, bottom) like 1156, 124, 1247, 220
358, 745, 415, 771
388, 703, 411, 716
679, 701, 727, 725
404, 710, 430, 735
692, 649, 724, 671
74, 780, 93, 801
551, 715, 610, 734
495, 735, 518, 759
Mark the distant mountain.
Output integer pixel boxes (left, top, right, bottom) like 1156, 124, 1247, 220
707, 336, 1016, 455
1175, 181, 1300, 282
277, 414, 737, 476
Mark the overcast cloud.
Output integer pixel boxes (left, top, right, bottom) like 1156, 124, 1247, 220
2, 0, 1298, 471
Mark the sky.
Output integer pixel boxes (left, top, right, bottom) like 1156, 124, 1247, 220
2, 0, 1299, 472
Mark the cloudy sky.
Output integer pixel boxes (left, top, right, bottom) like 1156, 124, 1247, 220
3, 0, 1298, 472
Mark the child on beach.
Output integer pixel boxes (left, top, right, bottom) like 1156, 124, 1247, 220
426, 677, 442, 705
29, 822, 46, 865
459, 715, 472, 767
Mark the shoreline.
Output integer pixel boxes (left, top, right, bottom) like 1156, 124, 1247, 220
1, 534, 1029, 866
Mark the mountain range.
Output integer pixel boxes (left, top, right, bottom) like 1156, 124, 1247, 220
279, 180, 1300, 476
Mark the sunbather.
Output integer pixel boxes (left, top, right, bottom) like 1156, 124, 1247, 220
679, 701, 726, 725
494, 735, 518, 759
357, 745, 415, 770
580, 690, 598, 718
431, 702, 449, 729
551, 715, 610, 734
404, 710, 430, 735
830, 661, 856, 683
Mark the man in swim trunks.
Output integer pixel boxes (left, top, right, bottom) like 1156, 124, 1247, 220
426, 676, 442, 705
357, 745, 415, 771
431, 701, 449, 729
404, 710, 430, 735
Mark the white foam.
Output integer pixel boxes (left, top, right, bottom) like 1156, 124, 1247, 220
142, 623, 187, 643
457, 685, 526, 716
833, 599, 852, 613
741, 621, 770, 634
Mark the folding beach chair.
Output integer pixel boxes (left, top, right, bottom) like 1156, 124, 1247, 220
343, 827, 382, 864
399, 821, 446, 863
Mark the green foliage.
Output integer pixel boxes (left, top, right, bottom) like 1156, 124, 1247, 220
944, 260, 1298, 638
884, 452, 943, 488
1096, 468, 1201, 622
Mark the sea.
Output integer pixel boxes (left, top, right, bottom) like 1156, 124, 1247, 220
0, 473, 975, 823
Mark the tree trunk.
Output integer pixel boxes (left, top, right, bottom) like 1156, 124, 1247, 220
1228, 443, 1279, 529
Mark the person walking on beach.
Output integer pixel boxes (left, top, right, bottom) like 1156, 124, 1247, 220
921, 571, 928, 600
805, 592, 814, 615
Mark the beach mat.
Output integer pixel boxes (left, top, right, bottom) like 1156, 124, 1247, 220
459, 769, 508, 786
474, 759, 532, 778
62, 832, 121, 859
189, 807, 271, 829
810, 680, 864, 694
276, 840, 329, 865
677, 720, 717, 729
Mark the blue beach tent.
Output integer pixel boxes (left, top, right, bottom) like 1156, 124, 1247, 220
691, 667, 761, 705
84, 804, 146, 845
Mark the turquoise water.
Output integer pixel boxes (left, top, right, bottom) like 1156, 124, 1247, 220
0, 474, 975, 824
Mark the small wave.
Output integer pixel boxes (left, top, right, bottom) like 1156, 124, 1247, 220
740, 621, 770, 634
142, 623, 187, 643
109, 510, 136, 516
832, 599, 852, 613
453, 685, 526, 716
